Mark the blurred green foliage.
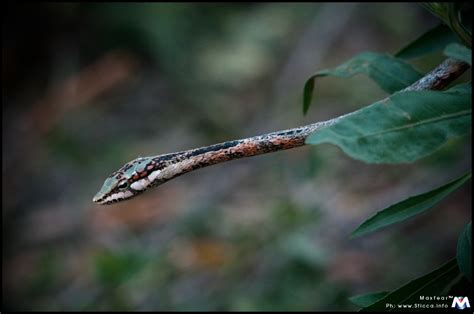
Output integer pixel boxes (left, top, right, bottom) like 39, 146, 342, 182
94, 250, 147, 287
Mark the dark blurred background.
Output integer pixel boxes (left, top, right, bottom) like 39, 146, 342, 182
2, 3, 471, 311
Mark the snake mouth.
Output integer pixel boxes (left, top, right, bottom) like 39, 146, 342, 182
92, 195, 123, 205
94, 198, 120, 205
93, 190, 136, 205
92, 193, 106, 204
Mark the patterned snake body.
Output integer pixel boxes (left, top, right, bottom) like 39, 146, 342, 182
93, 58, 468, 205
92, 122, 329, 205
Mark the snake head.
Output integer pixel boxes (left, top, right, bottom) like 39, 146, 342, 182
92, 153, 192, 205
93, 157, 157, 205
92, 175, 134, 205
93, 148, 207, 205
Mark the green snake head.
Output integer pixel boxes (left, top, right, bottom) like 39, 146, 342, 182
92, 157, 159, 205
92, 152, 196, 205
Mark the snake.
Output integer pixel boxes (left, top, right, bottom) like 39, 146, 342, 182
92, 122, 332, 205
93, 58, 468, 205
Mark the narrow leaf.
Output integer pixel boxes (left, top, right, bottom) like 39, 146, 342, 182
422, 3, 472, 48
302, 52, 422, 114
303, 77, 315, 114
361, 259, 460, 311
351, 172, 471, 237
444, 43, 472, 65
456, 222, 472, 282
349, 291, 389, 307
446, 274, 472, 297
396, 24, 458, 59
306, 84, 472, 164
448, 82, 473, 94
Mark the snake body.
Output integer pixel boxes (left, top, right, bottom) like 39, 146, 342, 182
93, 58, 469, 205
92, 121, 331, 205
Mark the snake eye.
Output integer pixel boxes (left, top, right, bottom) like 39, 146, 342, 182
118, 180, 128, 190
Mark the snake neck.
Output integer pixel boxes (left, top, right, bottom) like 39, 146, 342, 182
150, 121, 329, 179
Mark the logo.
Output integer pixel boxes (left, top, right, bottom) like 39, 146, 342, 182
452, 297, 470, 310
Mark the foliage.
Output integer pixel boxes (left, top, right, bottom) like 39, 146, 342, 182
395, 24, 458, 59
457, 222, 472, 282
351, 172, 471, 237
303, 52, 422, 114
444, 42, 473, 65
360, 259, 461, 311
422, 2, 472, 47
302, 3, 472, 308
348, 291, 389, 307
306, 84, 471, 163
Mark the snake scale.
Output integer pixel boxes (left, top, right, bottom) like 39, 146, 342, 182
93, 58, 468, 205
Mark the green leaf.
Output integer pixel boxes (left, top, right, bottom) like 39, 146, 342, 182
396, 24, 458, 59
448, 82, 473, 94
303, 52, 423, 114
349, 291, 390, 307
456, 222, 472, 282
444, 43, 472, 65
361, 259, 460, 311
306, 84, 472, 163
421, 3, 451, 23
446, 274, 472, 297
351, 172, 472, 237
422, 3, 472, 48
303, 77, 315, 115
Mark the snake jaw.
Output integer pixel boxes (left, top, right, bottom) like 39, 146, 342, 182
92, 192, 104, 204
93, 156, 166, 205
93, 189, 135, 205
